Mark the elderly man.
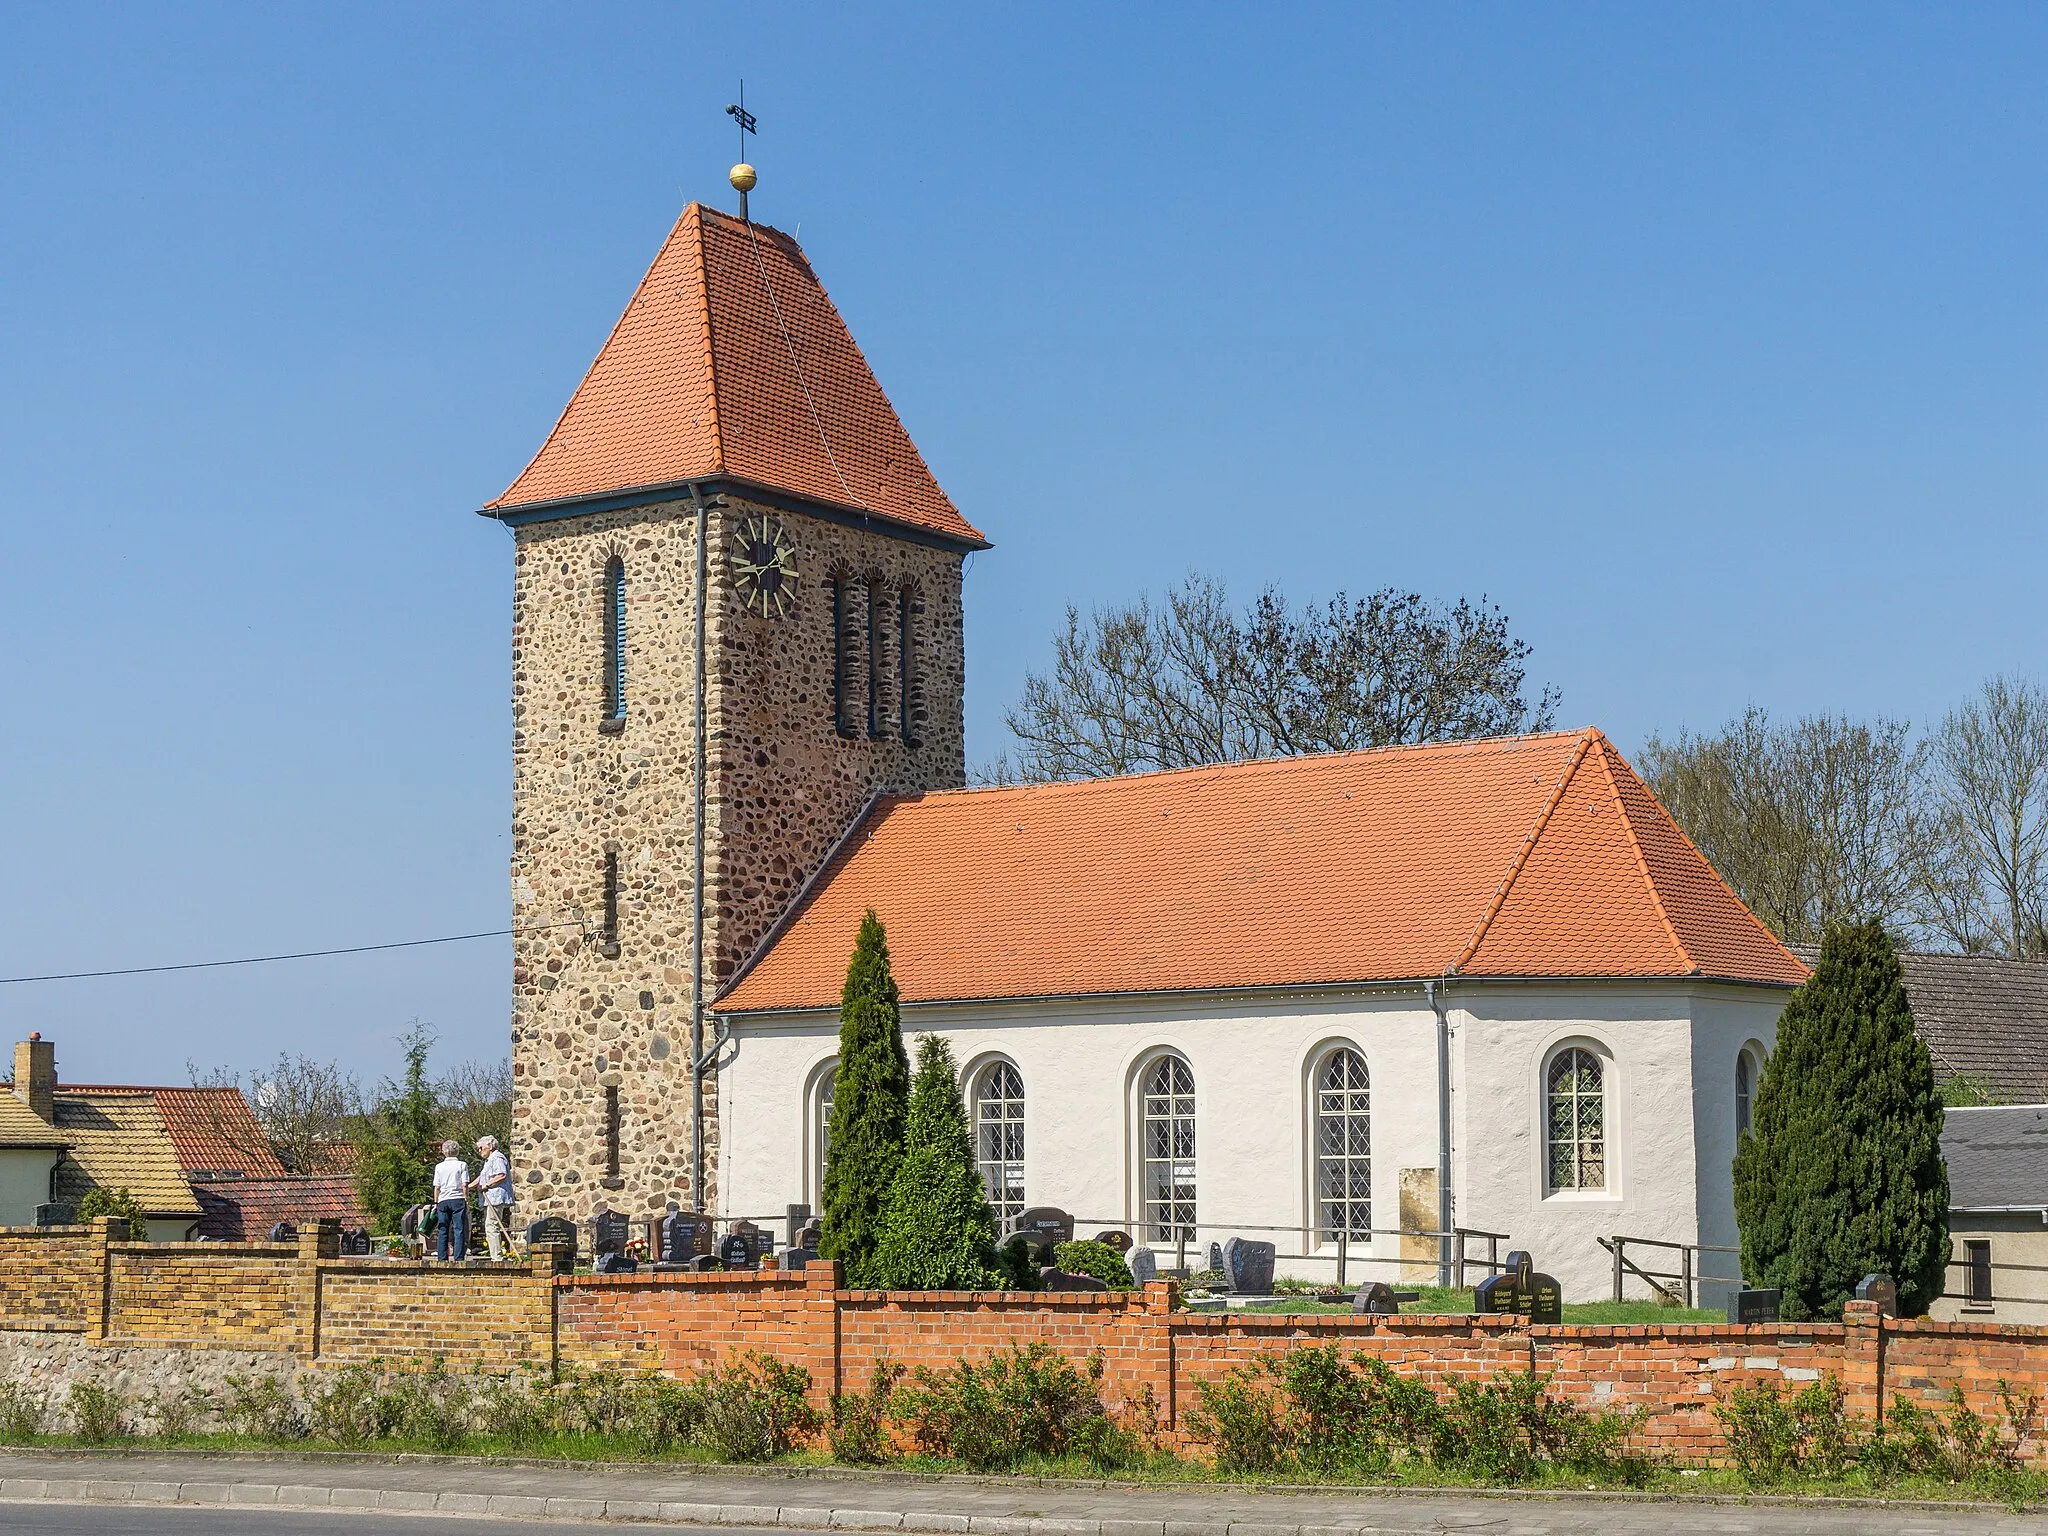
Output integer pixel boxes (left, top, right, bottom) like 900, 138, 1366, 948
470, 1135, 514, 1259
431, 1140, 471, 1261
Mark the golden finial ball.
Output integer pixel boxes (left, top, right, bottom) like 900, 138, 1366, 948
729, 163, 758, 193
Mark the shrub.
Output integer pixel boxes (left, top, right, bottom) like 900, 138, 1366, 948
1052, 1240, 1134, 1291
143, 1381, 212, 1440
222, 1373, 305, 1440
1734, 922, 1949, 1318
896, 1343, 1124, 1472
819, 912, 911, 1287
76, 1188, 144, 1231
1184, 1368, 1289, 1476
475, 1371, 559, 1451
996, 1234, 1040, 1291
622, 1372, 705, 1455
306, 1365, 390, 1447
0, 1377, 45, 1444
66, 1378, 124, 1443
874, 1035, 1004, 1290
383, 1359, 474, 1452
1717, 1374, 1854, 1485
829, 1359, 902, 1465
697, 1353, 820, 1463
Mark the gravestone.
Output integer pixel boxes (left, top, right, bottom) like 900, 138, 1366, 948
1353, 1281, 1399, 1315
340, 1228, 371, 1257
785, 1203, 811, 1242
1127, 1247, 1158, 1285
783, 1249, 809, 1272
1504, 1250, 1534, 1285
720, 1232, 756, 1269
592, 1210, 630, 1256
526, 1215, 578, 1270
1474, 1255, 1562, 1325
1853, 1273, 1898, 1317
268, 1221, 297, 1244
1474, 1272, 1516, 1314
794, 1222, 823, 1255
1728, 1288, 1781, 1325
689, 1253, 721, 1272
594, 1250, 637, 1274
1018, 1208, 1074, 1261
1039, 1267, 1108, 1292
1093, 1230, 1133, 1255
1222, 1237, 1276, 1297
660, 1209, 708, 1265
728, 1220, 767, 1264
1207, 1242, 1225, 1274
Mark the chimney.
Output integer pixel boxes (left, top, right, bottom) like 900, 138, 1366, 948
14, 1033, 55, 1121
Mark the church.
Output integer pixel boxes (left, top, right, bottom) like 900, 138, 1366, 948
483, 190, 1807, 1301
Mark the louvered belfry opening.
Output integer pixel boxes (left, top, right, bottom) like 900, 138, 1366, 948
601, 555, 626, 729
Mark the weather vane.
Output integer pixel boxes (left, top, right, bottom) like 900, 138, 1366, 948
725, 84, 757, 222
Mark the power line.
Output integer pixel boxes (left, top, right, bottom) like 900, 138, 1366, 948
0, 922, 582, 987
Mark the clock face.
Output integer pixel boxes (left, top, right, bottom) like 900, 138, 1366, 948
730, 515, 798, 619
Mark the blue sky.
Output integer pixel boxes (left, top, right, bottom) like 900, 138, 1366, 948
1, 5, 2042, 1086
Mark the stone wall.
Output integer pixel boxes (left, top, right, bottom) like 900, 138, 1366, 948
6, 1226, 2046, 1465
508, 490, 966, 1229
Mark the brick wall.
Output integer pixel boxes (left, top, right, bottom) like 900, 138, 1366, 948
107, 1245, 300, 1348
0, 1227, 97, 1333
2, 1226, 2044, 1465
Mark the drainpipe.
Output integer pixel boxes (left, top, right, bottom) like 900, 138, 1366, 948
688, 485, 713, 1212
1427, 979, 1452, 1287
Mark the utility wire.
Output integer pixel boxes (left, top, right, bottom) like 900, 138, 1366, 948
0, 922, 582, 987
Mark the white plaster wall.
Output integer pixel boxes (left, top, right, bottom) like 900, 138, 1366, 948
1930, 1214, 2048, 1325
719, 981, 1794, 1301
1688, 992, 1786, 1307
0, 1150, 57, 1226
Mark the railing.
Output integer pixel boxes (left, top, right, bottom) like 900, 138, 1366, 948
1598, 1234, 1742, 1306
1054, 1217, 1512, 1290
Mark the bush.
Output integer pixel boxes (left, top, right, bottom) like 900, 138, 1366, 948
1184, 1368, 1289, 1476
475, 1371, 559, 1451
142, 1380, 212, 1440
996, 1234, 1040, 1291
1716, 1375, 1853, 1485
383, 1359, 475, 1451
1051, 1240, 1134, 1291
66, 1378, 124, 1443
76, 1188, 144, 1231
819, 912, 911, 1287
896, 1343, 1131, 1472
829, 1359, 902, 1465
0, 1378, 47, 1443
306, 1365, 391, 1447
221, 1373, 305, 1440
697, 1353, 820, 1462
874, 1035, 1003, 1290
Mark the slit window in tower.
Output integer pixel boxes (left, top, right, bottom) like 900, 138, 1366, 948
604, 1085, 621, 1178
866, 580, 882, 739
898, 588, 916, 746
601, 851, 620, 958
601, 556, 626, 730
831, 576, 851, 736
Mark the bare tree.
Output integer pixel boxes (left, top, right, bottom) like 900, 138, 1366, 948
1923, 675, 2048, 958
188, 1055, 363, 1174
998, 574, 1557, 782
434, 1057, 513, 1157
1640, 709, 1932, 946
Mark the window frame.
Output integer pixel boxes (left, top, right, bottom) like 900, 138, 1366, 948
1136, 1052, 1197, 1244
1309, 1044, 1372, 1246
807, 1062, 837, 1212
1965, 1238, 1993, 1306
970, 1057, 1026, 1235
1542, 1042, 1611, 1197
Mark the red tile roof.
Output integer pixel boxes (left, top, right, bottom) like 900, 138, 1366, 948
192, 1175, 370, 1242
489, 204, 983, 546
150, 1088, 287, 1179
716, 729, 1808, 1012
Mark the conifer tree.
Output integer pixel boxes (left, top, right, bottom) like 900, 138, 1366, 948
875, 1034, 1004, 1290
1733, 921, 1949, 1318
819, 911, 911, 1286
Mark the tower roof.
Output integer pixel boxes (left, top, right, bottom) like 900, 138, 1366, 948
487, 203, 983, 546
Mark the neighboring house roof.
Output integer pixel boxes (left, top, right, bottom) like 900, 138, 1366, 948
1941, 1104, 2048, 1210
47, 1090, 201, 1219
149, 1087, 288, 1179
718, 728, 1808, 1013
486, 203, 984, 547
0, 1092, 68, 1149
192, 1174, 369, 1241
1788, 946, 2048, 1104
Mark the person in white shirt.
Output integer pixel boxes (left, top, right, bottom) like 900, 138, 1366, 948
431, 1141, 471, 1261
470, 1136, 514, 1260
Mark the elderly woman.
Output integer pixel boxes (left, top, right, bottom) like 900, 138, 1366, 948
470, 1135, 514, 1259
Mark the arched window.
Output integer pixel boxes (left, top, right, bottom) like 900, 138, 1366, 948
601, 556, 626, 729
1313, 1047, 1371, 1241
1736, 1047, 1758, 1135
811, 1066, 837, 1207
1545, 1047, 1606, 1191
1140, 1056, 1196, 1242
973, 1061, 1026, 1233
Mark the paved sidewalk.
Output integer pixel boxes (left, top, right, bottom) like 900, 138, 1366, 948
0, 1450, 2039, 1536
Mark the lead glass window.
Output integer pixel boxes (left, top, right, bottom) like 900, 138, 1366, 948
1546, 1047, 1605, 1191
813, 1067, 836, 1207
1141, 1056, 1196, 1242
1736, 1051, 1755, 1135
1314, 1048, 1371, 1241
974, 1062, 1026, 1234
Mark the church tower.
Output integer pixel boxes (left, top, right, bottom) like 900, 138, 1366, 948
482, 201, 985, 1223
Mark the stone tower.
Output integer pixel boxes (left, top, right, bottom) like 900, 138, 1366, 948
482, 203, 986, 1223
